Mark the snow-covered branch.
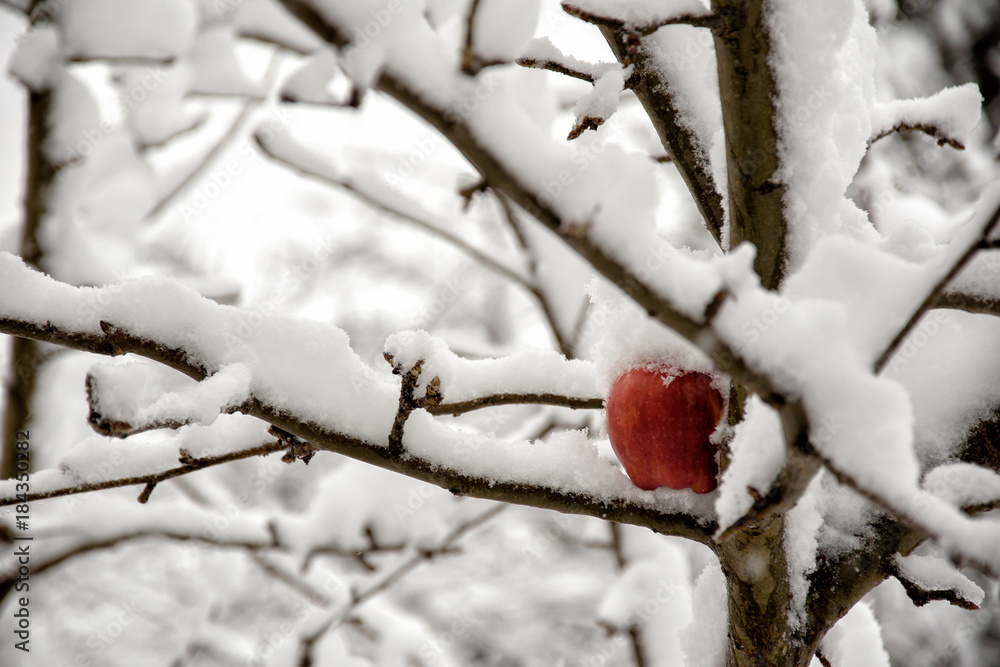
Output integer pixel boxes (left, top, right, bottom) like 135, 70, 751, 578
869, 84, 983, 151
0, 255, 715, 543
891, 554, 984, 610
560, 1, 719, 36
516, 38, 621, 84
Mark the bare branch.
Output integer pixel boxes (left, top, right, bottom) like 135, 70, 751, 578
460, 0, 508, 75
495, 194, 575, 357
599, 29, 725, 247
876, 197, 1000, 373
144, 53, 281, 220
869, 122, 967, 150
0, 528, 283, 603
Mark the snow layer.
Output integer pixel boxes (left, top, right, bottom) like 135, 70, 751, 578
871, 83, 982, 147
470, 0, 541, 63
565, 0, 711, 28
384, 329, 599, 403
0, 252, 397, 444
821, 602, 891, 667
9, 23, 61, 92
715, 396, 785, 532
923, 463, 1000, 510
59, 0, 198, 60
678, 560, 727, 667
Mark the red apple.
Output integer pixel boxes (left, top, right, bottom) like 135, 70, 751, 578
606, 367, 725, 493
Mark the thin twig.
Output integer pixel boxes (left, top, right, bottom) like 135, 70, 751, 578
610, 523, 648, 667
561, 2, 718, 35
869, 123, 967, 150
515, 57, 598, 83
298, 505, 506, 664
876, 199, 1000, 373
0, 440, 287, 506
495, 194, 574, 357
461, 0, 486, 74
255, 134, 532, 291
2, 530, 280, 583
427, 392, 603, 416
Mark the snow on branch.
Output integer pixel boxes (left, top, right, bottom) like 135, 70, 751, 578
0, 253, 716, 543
891, 554, 984, 610
932, 291, 1000, 317
383, 330, 601, 409
876, 187, 1000, 373
560, 1, 718, 36
516, 37, 623, 84
922, 463, 1000, 515
86, 361, 252, 438
870, 84, 983, 150
567, 68, 629, 140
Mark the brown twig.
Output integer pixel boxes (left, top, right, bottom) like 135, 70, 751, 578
0, 439, 287, 506
869, 123, 967, 150
427, 392, 604, 416
890, 559, 981, 610
515, 56, 600, 83
386, 356, 425, 457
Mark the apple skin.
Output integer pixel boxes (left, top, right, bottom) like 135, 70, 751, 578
606, 368, 725, 493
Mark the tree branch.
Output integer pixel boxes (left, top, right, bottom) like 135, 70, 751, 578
599, 27, 726, 246
426, 392, 604, 416
515, 56, 602, 84
561, 2, 719, 35
0, 311, 716, 544
869, 122, 968, 150
494, 193, 575, 357
876, 197, 1000, 373
931, 290, 1000, 317
0, 437, 288, 505
254, 133, 532, 291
